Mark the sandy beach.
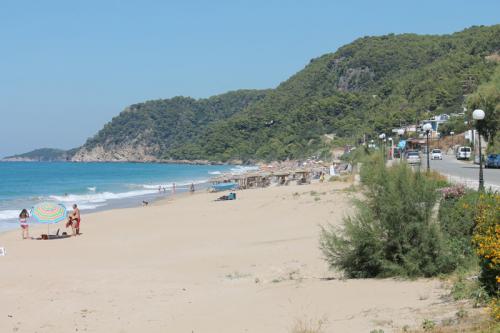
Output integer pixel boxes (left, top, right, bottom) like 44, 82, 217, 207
0, 181, 470, 332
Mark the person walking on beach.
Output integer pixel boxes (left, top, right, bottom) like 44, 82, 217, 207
66, 204, 81, 236
172, 182, 176, 195
19, 209, 30, 239
190, 183, 195, 194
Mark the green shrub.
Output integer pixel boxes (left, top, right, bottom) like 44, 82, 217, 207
438, 190, 480, 267
456, 307, 468, 320
421, 319, 436, 331
451, 272, 490, 307
472, 193, 500, 297
320, 155, 456, 278
320, 203, 384, 278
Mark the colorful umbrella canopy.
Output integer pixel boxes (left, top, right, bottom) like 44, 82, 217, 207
30, 202, 67, 224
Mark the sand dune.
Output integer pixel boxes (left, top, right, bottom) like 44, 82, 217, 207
0, 182, 464, 332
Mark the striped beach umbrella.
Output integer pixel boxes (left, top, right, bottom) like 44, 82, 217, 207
30, 202, 67, 224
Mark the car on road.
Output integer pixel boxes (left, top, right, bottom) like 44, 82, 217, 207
431, 149, 442, 160
456, 146, 471, 160
486, 154, 498, 168
406, 150, 421, 165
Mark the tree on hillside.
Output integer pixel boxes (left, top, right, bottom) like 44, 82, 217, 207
467, 65, 500, 148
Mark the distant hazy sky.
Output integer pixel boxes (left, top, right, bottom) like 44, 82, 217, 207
0, 0, 498, 157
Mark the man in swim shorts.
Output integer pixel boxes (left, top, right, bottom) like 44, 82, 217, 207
66, 204, 81, 236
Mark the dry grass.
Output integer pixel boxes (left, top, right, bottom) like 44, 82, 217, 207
425, 170, 448, 183
290, 315, 328, 333
403, 312, 500, 333
329, 173, 355, 183
485, 52, 500, 63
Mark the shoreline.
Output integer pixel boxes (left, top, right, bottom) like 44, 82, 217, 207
0, 181, 212, 234
0, 158, 248, 166
0, 162, 260, 233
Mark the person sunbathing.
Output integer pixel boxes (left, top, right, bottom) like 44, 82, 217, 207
216, 192, 236, 201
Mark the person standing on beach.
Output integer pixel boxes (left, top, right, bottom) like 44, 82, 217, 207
19, 209, 30, 239
190, 183, 195, 194
66, 204, 81, 236
172, 182, 176, 195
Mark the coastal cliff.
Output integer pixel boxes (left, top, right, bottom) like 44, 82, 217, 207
71, 144, 160, 162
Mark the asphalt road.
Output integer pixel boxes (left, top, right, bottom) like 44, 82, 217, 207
424, 153, 500, 190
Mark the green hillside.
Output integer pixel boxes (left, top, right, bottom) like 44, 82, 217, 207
82, 89, 269, 159
80, 25, 500, 162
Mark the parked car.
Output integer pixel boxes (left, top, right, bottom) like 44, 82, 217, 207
495, 155, 500, 168
485, 154, 498, 168
406, 151, 421, 165
456, 146, 471, 160
431, 149, 442, 160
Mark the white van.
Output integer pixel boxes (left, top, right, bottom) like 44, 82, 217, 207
456, 146, 471, 160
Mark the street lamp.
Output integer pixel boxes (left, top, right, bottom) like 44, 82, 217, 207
423, 123, 432, 173
397, 129, 405, 160
388, 137, 393, 159
472, 109, 485, 191
379, 133, 386, 161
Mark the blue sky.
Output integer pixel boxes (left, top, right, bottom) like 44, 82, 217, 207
0, 0, 499, 157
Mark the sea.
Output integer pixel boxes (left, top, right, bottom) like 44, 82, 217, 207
0, 162, 256, 233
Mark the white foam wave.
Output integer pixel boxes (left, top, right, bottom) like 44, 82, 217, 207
50, 189, 156, 204
0, 210, 21, 221
143, 184, 170, 190
208, 171, 221, 175
142, 179, 208, 190
64, 203, 105, 211
87, 187, 96, 192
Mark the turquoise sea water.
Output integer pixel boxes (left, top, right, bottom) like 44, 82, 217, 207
0, 162, 251, 232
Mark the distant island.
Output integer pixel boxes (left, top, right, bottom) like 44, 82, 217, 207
1, 148, 78, 162
6, 25, 500, 163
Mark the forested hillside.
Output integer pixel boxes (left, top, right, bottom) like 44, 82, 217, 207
75, 25, 500, 162
73, 90, 269, 161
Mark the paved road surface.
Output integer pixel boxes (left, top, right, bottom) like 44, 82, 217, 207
424, 154, 500, 190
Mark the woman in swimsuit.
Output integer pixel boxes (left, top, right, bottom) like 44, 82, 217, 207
19, 209, 30, 239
